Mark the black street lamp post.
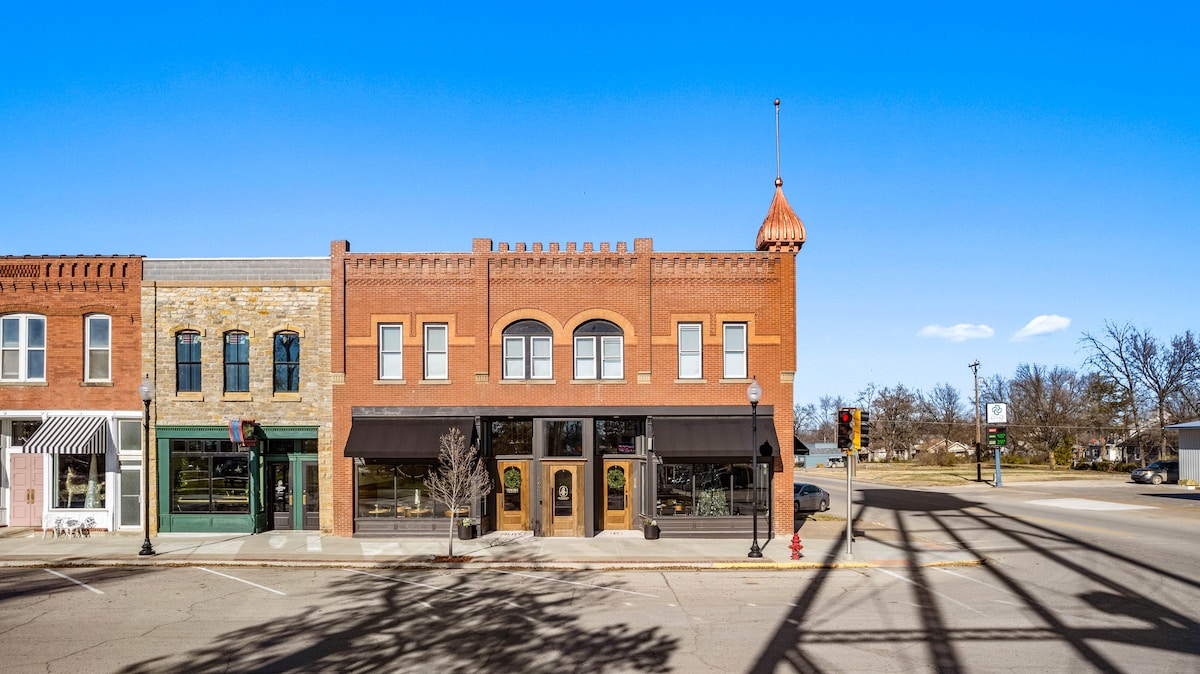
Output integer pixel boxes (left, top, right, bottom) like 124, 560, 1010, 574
138, 375, 156, 556
747, 377, 763, 558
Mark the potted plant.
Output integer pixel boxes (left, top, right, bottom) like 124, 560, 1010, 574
457, 517, 477, 540
640, 514, 659, 540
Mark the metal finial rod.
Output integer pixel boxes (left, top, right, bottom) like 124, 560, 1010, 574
774, 98, 781, 183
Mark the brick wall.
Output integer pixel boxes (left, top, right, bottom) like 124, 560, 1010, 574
0, 256, 144, 411
331, 238, 797, 536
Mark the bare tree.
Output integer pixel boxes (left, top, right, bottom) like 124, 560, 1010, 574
1009, 363, 1080, 466
424, 427, 493, 557
793, 402, 820, 442
1132, 329, 1200, 460
920, 383, 971, 449
1081, 322, 1145, 464
871, 384, 921, 460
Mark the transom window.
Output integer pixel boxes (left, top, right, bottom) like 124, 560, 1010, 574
503, 320, 553, 380
224, 331, 250, 393
85, 314, 112, 381
176, 331, 202, 393
273, 331, 300, 392
723, 323, 747, 379
678, 322, 702, 379
574, 320, 623, 380
424, 324, 448, 380
378, 324, 403, 379
1, 313, 46, 382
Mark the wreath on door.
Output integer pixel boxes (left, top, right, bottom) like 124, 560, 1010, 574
503, 467, 523, 491
606, 466, 626, 491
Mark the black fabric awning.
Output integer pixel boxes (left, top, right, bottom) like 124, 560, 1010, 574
652, 416, 780, 459
22, 416, 108, 454
344, 417, 476, 459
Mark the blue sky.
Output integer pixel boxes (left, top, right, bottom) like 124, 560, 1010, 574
2, 3, 1196, 406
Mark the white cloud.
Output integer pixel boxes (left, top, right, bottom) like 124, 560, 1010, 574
917, 323, 995, 342
1012, 314, 1071, 341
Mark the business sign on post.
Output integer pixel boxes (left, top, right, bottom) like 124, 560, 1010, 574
986, 403, 1008, 424
987, 426, 1008, 448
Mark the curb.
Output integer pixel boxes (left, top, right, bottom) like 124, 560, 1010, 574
0, 556, 988, 572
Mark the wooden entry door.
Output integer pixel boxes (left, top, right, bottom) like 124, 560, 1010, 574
602, 459, 634, 530
10, 454, 44, 526
542, 461, 585, 537
496, 460, 530, 530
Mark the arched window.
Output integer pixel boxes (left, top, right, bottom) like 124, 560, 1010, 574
176, 330, 202, 393
224, 331, 250, 393
273, 331, 300, 392
573, 320, 623, 380
1, 313, 46, 382
502, 320, 552, 380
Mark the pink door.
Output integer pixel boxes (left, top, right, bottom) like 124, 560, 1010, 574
9, 454, 45, 526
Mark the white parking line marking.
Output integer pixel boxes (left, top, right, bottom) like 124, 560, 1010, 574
44, 569, 103, 595
197, 567, 287, 595
877, 569, 984, 616
491, 570, 659, 598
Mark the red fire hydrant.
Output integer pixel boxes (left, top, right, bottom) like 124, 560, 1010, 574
789, 532, 804, 560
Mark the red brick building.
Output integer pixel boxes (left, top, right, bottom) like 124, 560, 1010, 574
330, 181, 805, 538
0, 256, 145, 532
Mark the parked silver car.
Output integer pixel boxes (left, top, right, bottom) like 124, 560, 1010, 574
793, 482, 830, 512
1131, 460, 1179, 485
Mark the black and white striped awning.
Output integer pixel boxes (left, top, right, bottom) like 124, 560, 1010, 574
22, 416, 109, 454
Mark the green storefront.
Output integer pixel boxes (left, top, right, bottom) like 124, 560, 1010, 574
156, 425, 319, 533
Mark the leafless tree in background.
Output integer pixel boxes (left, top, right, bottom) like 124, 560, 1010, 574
1132, 329, 1200, 461
1081, 322, 1145, 464
871, 384, 921, 460
1009, 363, 1080, 466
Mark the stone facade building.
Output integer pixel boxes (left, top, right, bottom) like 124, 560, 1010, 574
141, 258, 332, 534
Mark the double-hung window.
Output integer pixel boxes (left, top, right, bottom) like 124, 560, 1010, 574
503, 320, 553, 380
424, 324, 448, 380
573, 320, 623, 380
273, 331, 300, 392
176, 331, 202, 392
379, 324, 403, 379
224, 331, 250, 393
723, 323, 747, 379
85, 314, 112, 382
1, 314, 46, 382
678, 323, 702, 379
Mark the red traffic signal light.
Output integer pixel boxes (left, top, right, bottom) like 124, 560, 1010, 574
837, 408, 854, 449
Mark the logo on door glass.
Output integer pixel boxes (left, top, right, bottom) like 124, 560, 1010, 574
557, 484, 569, 500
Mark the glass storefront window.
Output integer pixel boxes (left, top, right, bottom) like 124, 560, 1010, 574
544, 420, 583, 457
56, 454, 105, 508
490, 420, 533, 456
169, 439, 249, 514
655, 462, 760, 519
356, 462, 460, 519
595, 419, 639, 455
12, 419, 42, 446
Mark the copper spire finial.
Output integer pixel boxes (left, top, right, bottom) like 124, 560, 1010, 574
756, 98, 806, 253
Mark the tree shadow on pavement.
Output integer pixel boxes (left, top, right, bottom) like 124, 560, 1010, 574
749, 486, 1200, 673
115, 568, 677, 673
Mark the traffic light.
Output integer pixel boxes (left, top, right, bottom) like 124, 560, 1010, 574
856, 409, 870, 449
836, 408, 854, 449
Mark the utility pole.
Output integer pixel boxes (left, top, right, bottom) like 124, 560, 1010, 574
969, 360, 981, 482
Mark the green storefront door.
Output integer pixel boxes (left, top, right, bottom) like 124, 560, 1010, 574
266, 457, 319, 531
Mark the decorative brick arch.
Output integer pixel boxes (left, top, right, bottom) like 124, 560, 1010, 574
168, 324, 207, 337
270, 324, 306, 338
563, 309, 637, 345
490, 309, 564, 346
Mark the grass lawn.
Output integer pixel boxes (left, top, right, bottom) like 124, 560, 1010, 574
794, 463, 1133, 487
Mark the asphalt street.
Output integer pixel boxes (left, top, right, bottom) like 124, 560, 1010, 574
1, 473, 1196, 673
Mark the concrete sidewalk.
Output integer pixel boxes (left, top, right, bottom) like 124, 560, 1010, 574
0, 519, 985, 570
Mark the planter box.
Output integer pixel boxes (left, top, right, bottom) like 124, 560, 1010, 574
457, 524, 477, 540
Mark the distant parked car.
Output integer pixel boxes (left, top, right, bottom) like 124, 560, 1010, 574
1131, 460, 1179, 485
794, 483, 830, 512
